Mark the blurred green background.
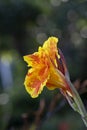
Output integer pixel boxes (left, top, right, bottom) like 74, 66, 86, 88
0, 0, 87, 130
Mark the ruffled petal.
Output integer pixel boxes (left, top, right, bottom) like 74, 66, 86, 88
24, 66, 50, 98
23, 52, 40, 67
23, 46, 49, 67
43, 37, 59, 58
43, 37, 60, 68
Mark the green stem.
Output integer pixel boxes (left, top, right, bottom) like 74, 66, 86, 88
59, 49, 87, 126
67, 79, 87, 127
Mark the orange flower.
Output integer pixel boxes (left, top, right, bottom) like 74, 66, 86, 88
23, 37, 72, 98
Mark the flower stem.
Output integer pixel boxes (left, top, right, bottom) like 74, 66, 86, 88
59, 49, 87, 126
67, 80, 87, 127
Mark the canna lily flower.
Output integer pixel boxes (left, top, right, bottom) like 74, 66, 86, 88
23, 37, 87, 127
23, 37, 72, 98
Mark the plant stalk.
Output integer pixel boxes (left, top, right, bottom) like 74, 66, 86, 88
67, 79, 87, 127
